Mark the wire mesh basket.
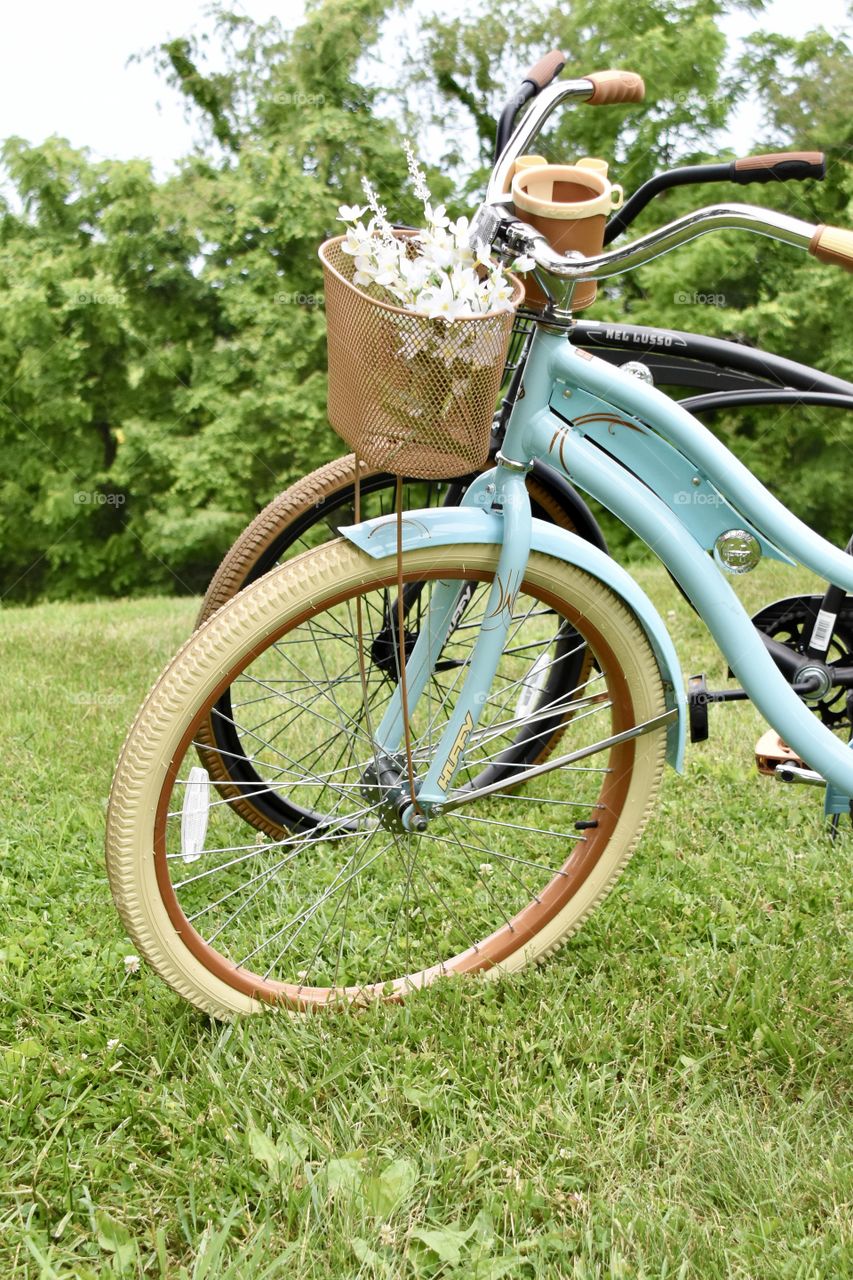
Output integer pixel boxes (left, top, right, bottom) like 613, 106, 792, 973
319, 234, 524, 479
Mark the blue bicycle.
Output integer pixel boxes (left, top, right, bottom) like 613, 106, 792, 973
106, 64, 853, 1016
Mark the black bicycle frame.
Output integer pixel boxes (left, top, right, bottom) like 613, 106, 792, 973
568, 320, 853, 399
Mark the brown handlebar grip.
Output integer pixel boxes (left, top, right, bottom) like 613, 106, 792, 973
585, 69, 645, 105
522, 49, 567, 90
809, 225, 853, 272
734, 151, 824, 173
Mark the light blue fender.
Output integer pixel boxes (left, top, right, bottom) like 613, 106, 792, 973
341, 507, 687, 771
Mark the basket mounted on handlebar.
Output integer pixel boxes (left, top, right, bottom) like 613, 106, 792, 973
320, 232, 524, 480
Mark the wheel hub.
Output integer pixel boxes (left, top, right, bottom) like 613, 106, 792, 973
360, 755, 425, 833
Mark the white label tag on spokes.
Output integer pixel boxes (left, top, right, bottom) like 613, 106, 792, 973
181, 766, 210, 863
514, 652, 551, 721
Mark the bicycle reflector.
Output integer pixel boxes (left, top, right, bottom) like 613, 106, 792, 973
714, 529, 762, 573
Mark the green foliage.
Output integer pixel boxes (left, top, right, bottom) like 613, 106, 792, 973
416, 0, 735, 192
1, 566, 851, 1274
0, 0, 851, 599
0, 1, 409, 601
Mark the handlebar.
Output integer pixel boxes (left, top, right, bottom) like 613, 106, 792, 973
479, 53, 851, 294
810, 225, 853, 271
524, 49, 568, 91
604, 153, 826, 244
500, 203, 853, 284
489, 73, 646, 200
494, 49, 566, 160
584, 70, 645, 105
732, 152, 826, 183
491, 52, 825, 248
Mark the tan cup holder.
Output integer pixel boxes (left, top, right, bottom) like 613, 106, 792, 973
510, 158, 623, 311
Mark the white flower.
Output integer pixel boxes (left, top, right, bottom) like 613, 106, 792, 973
480, 277, 515, 312
107, 1038, 120, 1051
448, 214, 470, 242
361, 178, 393, 237
337, 203, 369, 223
423, 225, 452, 251
404, 138, 432, 205
420, 278, 466, 321
426, 202, 450, 229
479, 862, 494, 876
123, 955, 141, 974
399, 256, 432, 291
374, 240, 399, 267
341, 225, 370, 256
449, 262, 475, 293
475, 240, 493, 269
336, 149, 521, 323
420, 239, 455, 271
512, 254, 536, 273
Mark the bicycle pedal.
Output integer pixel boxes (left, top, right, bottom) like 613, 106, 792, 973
754, 730, 806, 776
687, 673, 750, 743
687, 674, 710, 742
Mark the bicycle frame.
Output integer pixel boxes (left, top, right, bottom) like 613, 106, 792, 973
343, 322, 853, 821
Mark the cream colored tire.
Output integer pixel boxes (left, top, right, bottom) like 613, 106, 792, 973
106, 540, 667, 1018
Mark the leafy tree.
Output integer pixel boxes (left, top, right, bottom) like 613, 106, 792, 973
409, 0, 737, 197
0, 0, 414, 600
0, 139, 207, 598
1, 0, 851, 599
616, 21, 853, 546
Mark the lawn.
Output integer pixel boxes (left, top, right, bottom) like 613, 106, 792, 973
1, 558, 851, 1278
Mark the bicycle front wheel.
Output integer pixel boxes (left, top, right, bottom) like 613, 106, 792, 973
106, 541, 667, 1017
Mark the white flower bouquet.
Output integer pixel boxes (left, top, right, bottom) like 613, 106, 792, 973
336, 142, 533, 321
319, 145, 527, 479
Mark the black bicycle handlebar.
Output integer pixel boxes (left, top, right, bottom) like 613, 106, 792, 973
494, 49, 566, 162
604, 153, 826, 244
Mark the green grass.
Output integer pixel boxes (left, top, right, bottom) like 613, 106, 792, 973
1, 561, 851, 1279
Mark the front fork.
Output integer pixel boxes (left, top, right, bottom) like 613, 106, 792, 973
369, 461, 533, 830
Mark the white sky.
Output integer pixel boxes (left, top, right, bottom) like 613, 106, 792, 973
0, 0, 848, 177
